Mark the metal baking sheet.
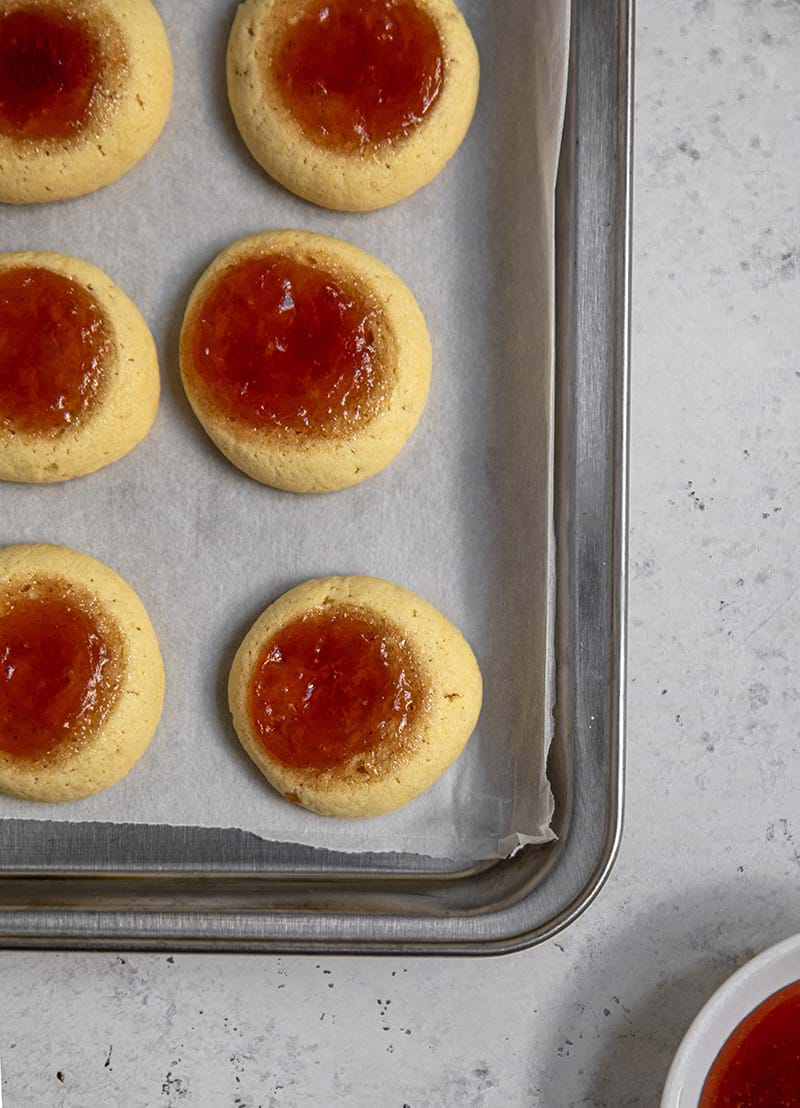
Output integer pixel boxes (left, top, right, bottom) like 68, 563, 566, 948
0, 0, 631, 953
0, 0, 565, 863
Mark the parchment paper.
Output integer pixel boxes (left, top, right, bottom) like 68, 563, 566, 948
0, 0, 570, 862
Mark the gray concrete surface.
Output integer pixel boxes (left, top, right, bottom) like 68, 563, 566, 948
3, 0, 800, 1104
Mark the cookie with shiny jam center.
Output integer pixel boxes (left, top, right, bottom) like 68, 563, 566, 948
0, 5, 109, 141
271, 0, 445, 151
185, 253, 386, 436
0, 265, 111, 435
0, 580, 121, 761
248, 605, 421, 773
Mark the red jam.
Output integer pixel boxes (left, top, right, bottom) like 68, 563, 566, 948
187, 254, 384, 435
0, 266, 110, 435
0, 7, 102, 140
272, 0, 445, 150
248, 606, 420, 772
0, 586, 117, 760
700, 981, 800, 1107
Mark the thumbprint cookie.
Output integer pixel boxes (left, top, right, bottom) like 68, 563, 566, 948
180, 230, 431, 493
0, 544, 165, 802
227, 0, 479, 210
0, 251, 160, 483
0, 0, 173, 204
228, 576, 482, 818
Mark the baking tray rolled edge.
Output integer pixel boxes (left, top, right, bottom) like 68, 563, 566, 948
0, 0, 632, 954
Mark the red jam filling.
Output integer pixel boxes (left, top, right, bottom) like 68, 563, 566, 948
0, 7, 102, 140
187, 253, 384, 435
271, 0, 445, 150
248, 606, 420, 772
0, 587, 116, 760
0, 266, 110, 436
700, 980, 800, 1107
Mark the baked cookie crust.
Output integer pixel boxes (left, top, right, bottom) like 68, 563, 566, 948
0, 251, 160, 483
180, 230, 431, 493
0, 543, 165, 802
228, 575, 482, 818
0, 0, 173, 204
227, 0, 479, 210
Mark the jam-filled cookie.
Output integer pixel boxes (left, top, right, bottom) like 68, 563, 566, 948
227, 0, 479, 211
0, 0, 173, 204
0, 251, 160, 483
228, 576, 482, 818
0, 544, 165, 802
180, 230, 431, 493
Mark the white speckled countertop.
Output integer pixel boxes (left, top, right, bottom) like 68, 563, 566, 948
2, 1, 800, 1105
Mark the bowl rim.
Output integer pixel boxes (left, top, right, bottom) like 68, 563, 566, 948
661, 932, 800, 1108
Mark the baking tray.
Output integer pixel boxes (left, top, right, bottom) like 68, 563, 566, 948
0, 0, 632, 954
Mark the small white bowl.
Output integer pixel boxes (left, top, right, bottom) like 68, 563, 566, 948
661, 932, 800, 1108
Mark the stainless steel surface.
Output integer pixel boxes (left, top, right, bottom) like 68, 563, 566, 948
0, 0, 631, 954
